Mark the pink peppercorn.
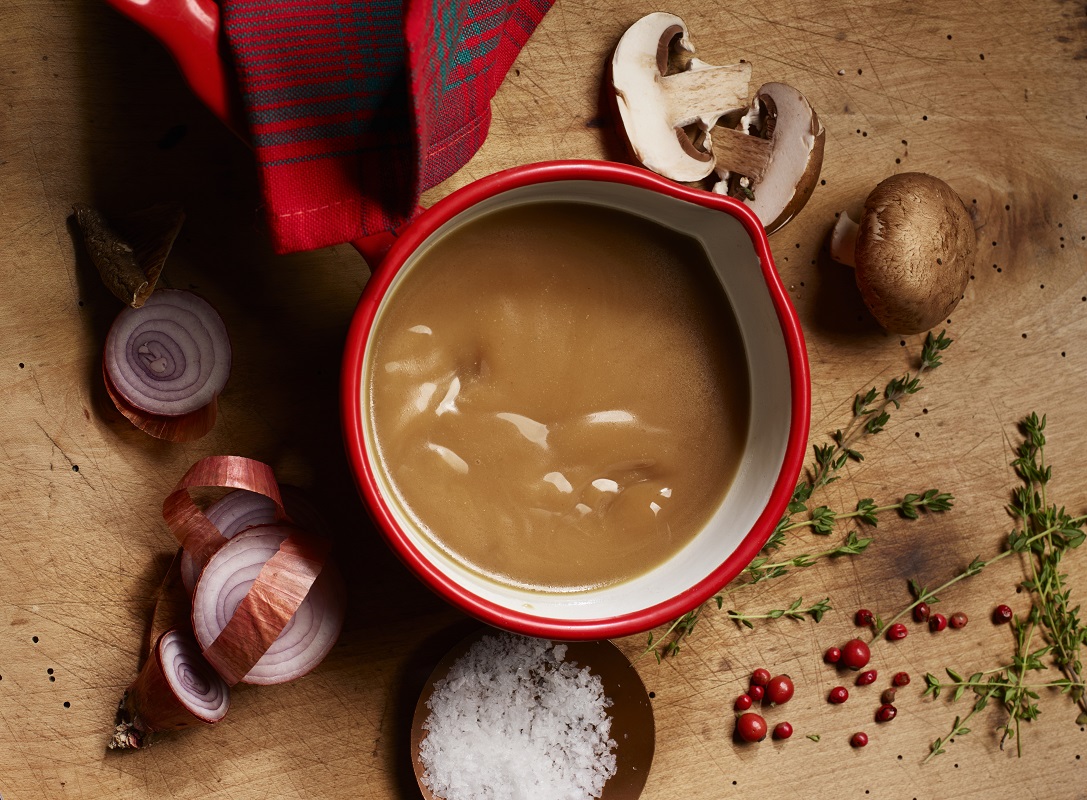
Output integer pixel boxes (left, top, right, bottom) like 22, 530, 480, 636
828, 686, 849, 704
748, 684, 765, 702
855, 609, 875, 627
851, 731, 869, 748
735, 694, 753, 711
892, 671, 911, 687
886, 623, 909, 641
993, 604, 1013, 624
929, 613, 948, 632
841, 639, 871, 670
875, 704, 898, 722
912, 602, 931, 622
824, 646, 842, 664
772, 721, 794, 740
856, 669, 878, 686
950, 612, 969, 629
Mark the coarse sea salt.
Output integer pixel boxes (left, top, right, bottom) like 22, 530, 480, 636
419, 633, 618, 800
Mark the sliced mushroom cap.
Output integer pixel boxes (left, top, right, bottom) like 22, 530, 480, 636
847, 173, 976, 334
611, 12, 751, 182
713, 82, 825, 234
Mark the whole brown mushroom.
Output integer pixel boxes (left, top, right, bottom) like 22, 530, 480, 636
829, 173, 976, 334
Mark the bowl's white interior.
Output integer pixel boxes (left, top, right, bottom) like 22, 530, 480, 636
362, 180, 793, 621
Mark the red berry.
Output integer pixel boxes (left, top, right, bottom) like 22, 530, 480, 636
912, 602, 931, 622
892, 671, 911, 687
875, 703, 898, 722
824, 646, 842, 664
855, 608, 875, 627
766, 674, 795, 705
828, 686, 849, 704
841, 638, 871, 670
750, 668, 771, 687
993, 604, 1013, 624
886, 622, 909, 641
747, 684, 765, 702
736, 712, 767, 742
881, 688, 897, 705
950, 612, 969, 629
929, 613, 948, 632
856, 669, 878, 686
850, 731, 869, 748
734, 694, 753, 711
772, 721, 793, 740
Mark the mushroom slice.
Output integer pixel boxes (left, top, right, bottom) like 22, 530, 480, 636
611, 12, 751, 183
828, 173, 976, 334
712, 82, 825, 234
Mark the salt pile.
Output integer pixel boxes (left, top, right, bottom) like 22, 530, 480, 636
419, 632, 618, 800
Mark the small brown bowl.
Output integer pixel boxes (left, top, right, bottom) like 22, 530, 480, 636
411, 628, 655, 800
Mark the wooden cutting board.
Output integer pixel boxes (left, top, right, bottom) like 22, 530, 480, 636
2, 1, 1085, 797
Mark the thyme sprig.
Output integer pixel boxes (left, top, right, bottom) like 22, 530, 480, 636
921, 414, 1087, 760
1011, 413, 1087, 720
639, 333, 954, 662
760, 330, 953, 558
725, 597, 832, 628
923, 612, 1085, 760
808, 329, 951, 491
642, 599, 717, 662
745, 531, 874, 583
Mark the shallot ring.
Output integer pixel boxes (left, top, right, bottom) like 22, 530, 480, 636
163, 455, 286, 566
196, 527, 335, 685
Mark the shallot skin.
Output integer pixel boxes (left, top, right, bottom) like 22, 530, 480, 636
191, 526, 346, 685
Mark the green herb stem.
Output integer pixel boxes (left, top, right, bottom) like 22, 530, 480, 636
725, 597, 831, 628
872, 520, 1085, 643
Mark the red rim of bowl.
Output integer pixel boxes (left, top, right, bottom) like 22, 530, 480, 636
341, 159, 810, 640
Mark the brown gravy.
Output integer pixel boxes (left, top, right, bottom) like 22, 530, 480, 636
367, 202, 750, 591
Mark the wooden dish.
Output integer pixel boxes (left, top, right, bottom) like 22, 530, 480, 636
410, 629, 655, 800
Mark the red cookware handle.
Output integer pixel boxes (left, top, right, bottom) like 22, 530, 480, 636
103, 0, 242, 136
102, 0, 403, 268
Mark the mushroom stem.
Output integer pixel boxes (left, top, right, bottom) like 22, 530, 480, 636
710, 128, 774, 184
829, 212, 859, 268
661, 62, 752, 127
710, 83, 825, 235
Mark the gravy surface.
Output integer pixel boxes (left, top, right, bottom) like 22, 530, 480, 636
367, 202, 750, 591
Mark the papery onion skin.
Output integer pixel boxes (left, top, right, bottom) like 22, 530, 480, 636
104, 362, 218, 442
164, 455, 285, 573
180, 490, 277, 595
179, 486, 327, 595
103, 289, 230, 437
109, 628, 230, 750
191, 526, 346, 686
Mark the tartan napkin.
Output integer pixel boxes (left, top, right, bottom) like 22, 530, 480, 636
221, 0, 554, 254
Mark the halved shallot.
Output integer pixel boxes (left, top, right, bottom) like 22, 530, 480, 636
109, 628, 229, 750
103, 289, 231, 441
191, 525, 346, 685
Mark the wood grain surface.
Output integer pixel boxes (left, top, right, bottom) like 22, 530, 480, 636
3, 1, 1087, 798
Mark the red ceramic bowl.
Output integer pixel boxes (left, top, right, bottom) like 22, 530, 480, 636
104, 0, 809, 639
341, 160, 809, 639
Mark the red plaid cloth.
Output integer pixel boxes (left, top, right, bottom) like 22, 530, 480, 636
221, 0, 554, 254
